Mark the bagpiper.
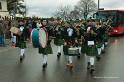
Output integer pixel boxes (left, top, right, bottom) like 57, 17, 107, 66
74, 19, 85, 58
16, 19, 27, 62
38, 20, 53, 68
54, 20, 64, 59
85, 26, 97, 74
95, 22, 103, 60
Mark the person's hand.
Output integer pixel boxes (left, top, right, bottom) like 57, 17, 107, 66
64, 42, 67, 45
17, 31, 22, 36
75, 40, 78, 43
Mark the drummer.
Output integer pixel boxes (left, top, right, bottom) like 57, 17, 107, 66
38, 19, 53, 68
63, 21, 77, 68
74, 20, 84, 57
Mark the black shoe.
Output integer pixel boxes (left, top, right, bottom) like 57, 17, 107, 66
20, 56, 23, 62
102, 50, 105, 54
87, 62, 90, 70
42, 63, 47, 68
57, 53, 61, 59
23, 54, 25, 59
96, 56, 101, 61
90, 65, 95, 75
58, 53, 61, 56
90, 68, 95, 75
77, 54, 81, 59
57, 55, 60, 59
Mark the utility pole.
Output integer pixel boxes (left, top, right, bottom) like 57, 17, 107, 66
98, 0, 100, 10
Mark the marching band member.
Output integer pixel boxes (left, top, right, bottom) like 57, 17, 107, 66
80, 20, 88, 55
102, 23, 109, 48
54, 22, 64, 59
16, 20, 27, 62
97, 22, 108, 53
63, 21, 77, 69
101, 18, 112, 47
74, 20, 85, 58
38, 20, 53, 68
95, 22, 103, 60
85, 26, 97, 74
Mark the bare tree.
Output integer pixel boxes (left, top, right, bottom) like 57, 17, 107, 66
74, 0, 97, 19
7, 0, 26, 17
16, 1, 26, 16
53, 0, 97, 20
69, 10, 80, 20
54, 5, 72, 20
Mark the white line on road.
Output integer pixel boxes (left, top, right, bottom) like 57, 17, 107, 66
93, 76, 120, 79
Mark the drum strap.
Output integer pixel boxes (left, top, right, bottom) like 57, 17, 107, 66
43, 27, 48, 33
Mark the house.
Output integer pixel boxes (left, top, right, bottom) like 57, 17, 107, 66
0, 0, 9, 17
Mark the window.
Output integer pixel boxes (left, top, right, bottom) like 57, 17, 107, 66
0, 2, 1, 9
117, 12, 124, 26
96, 11, 117, 26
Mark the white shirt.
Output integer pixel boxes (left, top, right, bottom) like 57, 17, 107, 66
20, 26, 24, 32
67, 28, 73, 37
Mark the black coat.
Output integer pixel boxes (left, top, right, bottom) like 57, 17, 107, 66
63, 27, 77, 41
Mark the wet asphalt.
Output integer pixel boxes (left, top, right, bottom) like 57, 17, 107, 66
0, 36, 124, 82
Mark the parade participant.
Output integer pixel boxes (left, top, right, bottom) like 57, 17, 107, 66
74, 20, 83, 58
24, 19, 30, 40
38, 20, 53, 68
103, 27, 109, 47
54, 21, 64, 59
95, 22, 103, 60
85, 26, 97, 74
102, 21, 111, 47
79, 20, 87, 54
97, 20, 109, 53
16, 19, 27, 62
63, 21, 77, 69
32, 20, 37, 29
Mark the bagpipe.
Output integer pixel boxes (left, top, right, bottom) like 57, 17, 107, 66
10, 27, 20, 35
10, 26, 25, 36
31, 27, 48, 48
102, 18, 113, 32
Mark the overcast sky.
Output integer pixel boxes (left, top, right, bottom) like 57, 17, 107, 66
26, 0, 124, 17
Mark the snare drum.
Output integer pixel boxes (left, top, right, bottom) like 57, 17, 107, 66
31, 28, 39, 48
68, 47, 79, 56
88, 41, 95, 46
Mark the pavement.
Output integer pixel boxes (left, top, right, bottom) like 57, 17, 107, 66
0, 36, 124, 82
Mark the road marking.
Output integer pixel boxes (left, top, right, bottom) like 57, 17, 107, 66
93, 76, 120, 79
